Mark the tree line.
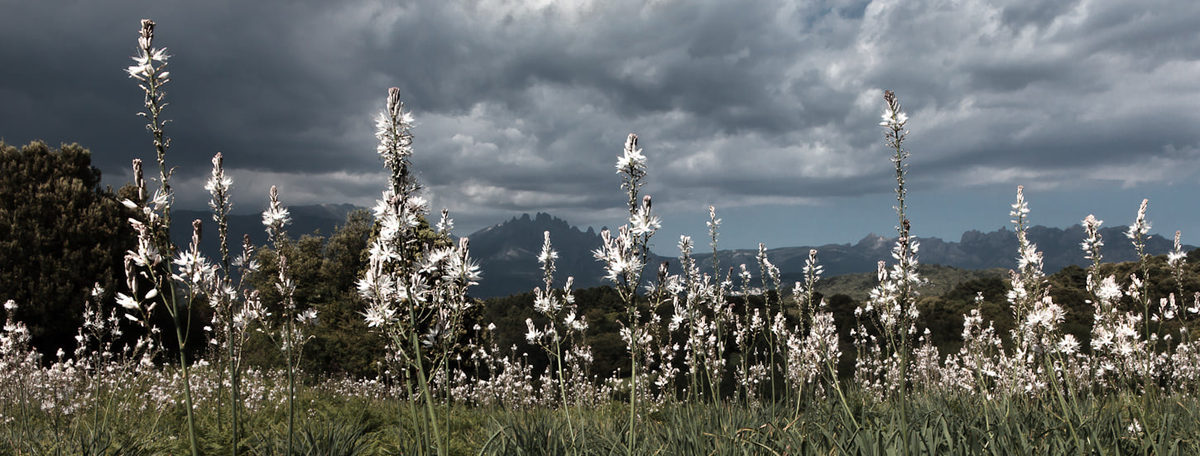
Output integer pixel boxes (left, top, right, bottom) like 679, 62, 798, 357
5, 140, 1200, 384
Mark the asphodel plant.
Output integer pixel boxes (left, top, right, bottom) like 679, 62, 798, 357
119, 19, 204, 455
357, 88, 480, 456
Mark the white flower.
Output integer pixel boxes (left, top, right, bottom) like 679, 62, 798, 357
126, 47, 170, 81
173, 249, 215, 286
1017, 243, 1043, 272
1010, 186, 1030, 222
204, 152, 233, 205
367, 238, 400, 264
615, 133, 646, 174
436, 208, 454, 234
1168, 230, 1186, 268
630, 205, 661, 236
669, 313, 685, 332
1081, 215, 1104, 262
1056, 334, 1079, 355
116, 293, 140, 311
533, 288, 558, 314
524, 318, 541, 343
262, 186, 291, 238
447, 243, 482, 286
406, 196, 428, 216
298, 308, 318, 325
375, 87, 415, 162
1126, 199, 1151, 241
372, 193, 395, 220
880, 107, 907, 129
1127, 419, 1142, 436
1096, 276, 1121, 304
128, 21, 169, 82
537, 231, 558, 266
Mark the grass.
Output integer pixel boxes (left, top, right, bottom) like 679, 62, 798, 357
5, 376, 1199, 455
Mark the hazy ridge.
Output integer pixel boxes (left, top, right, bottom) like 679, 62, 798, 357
171, 207, 1192, 298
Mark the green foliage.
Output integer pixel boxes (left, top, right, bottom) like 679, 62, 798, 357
915, 276, 1013, 354
477, 285, 628, 377
0, 141, 134, 358
241, 210, 386, 378
10, 367, 1200, 455
242, 412, 373, 456
236, 209, 482, 380
817, 264, 1009, 302
307, 210, 385, 379
471, 254, 1197, 386
475, 392, 1200, 455
466, 250, 1200, 386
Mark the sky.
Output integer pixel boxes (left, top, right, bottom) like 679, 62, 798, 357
2, 0, 1199, 251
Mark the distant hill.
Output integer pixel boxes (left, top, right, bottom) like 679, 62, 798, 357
812, 264, 1010, 302
464, 217, 1191, 299
168, 207, 1193, 299
466, 213, 603, 298
689, 225, 1188, 286
463, 212, 673, 298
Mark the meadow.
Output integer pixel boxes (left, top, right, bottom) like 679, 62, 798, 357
3, 19, 1200, 455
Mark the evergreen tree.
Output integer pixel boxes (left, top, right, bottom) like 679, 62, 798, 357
0, 141, 134, 358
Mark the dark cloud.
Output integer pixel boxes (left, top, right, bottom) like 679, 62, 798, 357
2, 0, 1198, 247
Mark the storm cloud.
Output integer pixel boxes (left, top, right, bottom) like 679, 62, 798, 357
3, 0, 1198, 248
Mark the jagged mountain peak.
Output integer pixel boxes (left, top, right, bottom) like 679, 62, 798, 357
470, 213, 594, 249
465, 213, 613, 298
856, 232, 890, 250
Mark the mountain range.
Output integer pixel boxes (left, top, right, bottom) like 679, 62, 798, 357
464, 213, 1192, 298
170, 206, 1193, 299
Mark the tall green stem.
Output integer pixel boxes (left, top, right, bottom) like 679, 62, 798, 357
285, 318, 295, 456
411, 327, 444, 456
175, 316, 198, 456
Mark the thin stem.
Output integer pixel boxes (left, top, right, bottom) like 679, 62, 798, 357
175, 322, 198, 456
285, 317, 295, 456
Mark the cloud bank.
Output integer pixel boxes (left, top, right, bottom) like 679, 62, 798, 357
2, 0, 1197, 247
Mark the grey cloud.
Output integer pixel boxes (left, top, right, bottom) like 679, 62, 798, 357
1, 0, 1197, 244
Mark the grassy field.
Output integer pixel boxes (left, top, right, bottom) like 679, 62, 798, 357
3, 364, 1198, 455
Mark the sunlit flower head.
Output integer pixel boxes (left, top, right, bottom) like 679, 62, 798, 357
615, 133, 646, 174
803, 249, 824, 278
1056, 334, 1079, 355
678, 235, 693, 255
204, 152, 233, 211
880, 90, 908, 130
1081, 214, 1104, 263
1168, 230, 1186, 268
375, 87, 415, 188
437, 208, 454, 234
127, 20, 169, 82
1126, 199, 1151, 241
1010, 186, 1030, 222
262, 185, 291, 241
538, 231, 558, 267
629, 196, 661, 236
525, 318, 541, 343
